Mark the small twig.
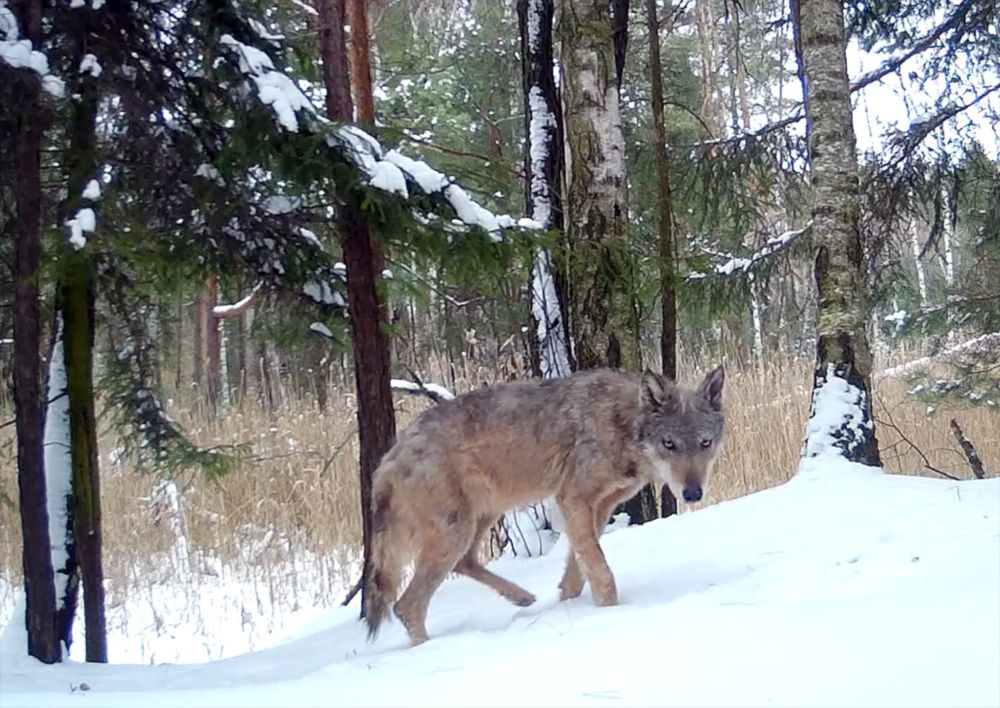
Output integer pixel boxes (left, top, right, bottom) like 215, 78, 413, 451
875, 401, 959, 481
949, 419, 986, 480
341, 575, 363, 607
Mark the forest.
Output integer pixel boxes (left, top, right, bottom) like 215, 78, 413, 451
0, 0, 997, 682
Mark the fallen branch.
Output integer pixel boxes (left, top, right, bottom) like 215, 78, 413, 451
949, 419, 986, 480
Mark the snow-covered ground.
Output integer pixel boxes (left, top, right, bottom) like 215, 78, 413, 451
2, 460, 998, 708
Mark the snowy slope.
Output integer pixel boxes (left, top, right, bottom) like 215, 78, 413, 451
2, 461, 998, 708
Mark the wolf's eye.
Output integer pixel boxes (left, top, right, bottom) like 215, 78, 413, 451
663, 439, 676, 451
701, 439, 712, 448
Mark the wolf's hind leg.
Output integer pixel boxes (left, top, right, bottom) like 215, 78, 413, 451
394, 517, 473, 645
455, 515, 536, 607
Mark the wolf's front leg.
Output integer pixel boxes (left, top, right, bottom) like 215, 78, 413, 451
558, 551, 585, 601
557, 500, 618, 606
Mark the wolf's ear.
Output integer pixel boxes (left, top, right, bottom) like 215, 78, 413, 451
641, 370, 678, 411
698, 365, 725, 411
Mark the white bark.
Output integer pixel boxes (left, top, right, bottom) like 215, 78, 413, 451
749, 272, 763, 360
909, 218, 928, 304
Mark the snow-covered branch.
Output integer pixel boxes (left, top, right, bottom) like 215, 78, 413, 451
0, 1, 65, 97
218, 33, 538, 239
686, 222, 812, 281
390, 378, 455, 404
213, 282, 263, 318
878, 333, 1000, 380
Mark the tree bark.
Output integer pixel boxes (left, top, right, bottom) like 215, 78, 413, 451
205, 275, 222, 408
611, 0, 630, 89
558, 0, 631, 371
346, 0, 375, 125
796, 0, 881, 467
13, 0, 61, 664
59, 21, 107, 661
647, 0, 679, 519
316, 0, 397, 620
519, 0, 572, 379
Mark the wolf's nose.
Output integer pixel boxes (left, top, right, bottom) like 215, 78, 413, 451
683, 486, 703, 503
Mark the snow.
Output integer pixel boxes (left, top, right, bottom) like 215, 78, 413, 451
527, 86, 556, 226
390, 378, 455, 401
368, 160, 408, 197
0, 19, 66, 98
220, 34, 313, 133
78, 53, 101, 78
383, 149, 449, 193
81, 179, 101, 200
302, 279, 344, 308
261, 195, 298, 215
42, 315, 73, 645
2, 462, 998, 707
531, 248, 571, 379
801, 364, 874, 467
194, 163, 222, 182
879, 332, 1000, 379
309, 322, 333, 338
297, 228, 322, 249
687, 223, 812, 280
65, 207, 96, 250
212, 282, 262, 317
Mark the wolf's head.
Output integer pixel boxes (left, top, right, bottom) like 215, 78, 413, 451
636, 366, 725, 503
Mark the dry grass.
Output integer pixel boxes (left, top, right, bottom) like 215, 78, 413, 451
0, 351, 996, 624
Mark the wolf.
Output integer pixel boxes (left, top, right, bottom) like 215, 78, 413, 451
363, 365, 725, 645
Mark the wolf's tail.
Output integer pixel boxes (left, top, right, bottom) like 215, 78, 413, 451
363, 480, 405, 640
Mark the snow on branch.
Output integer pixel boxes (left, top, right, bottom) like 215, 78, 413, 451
390, 378, 455, 404
0, 1, 65, 97
218, 33, 538, 239
878, 333, 1000, 380
213, 281, 263, 318
686, 222, 812, 281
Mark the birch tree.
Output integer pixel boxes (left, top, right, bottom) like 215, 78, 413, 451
557, 0, 631, 370
795, 0, 881, 467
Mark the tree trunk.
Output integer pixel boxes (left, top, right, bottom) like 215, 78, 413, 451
205, 275, 222, 408
317, 0, 397, 620
346, 0, 376, 125
796, 0, 881, 467
43, 312, 80, 656
519, 0, 572, 379
695, 0, 724, 138
60, 25, 107, 661
647, 0, 679, 519
13, 0, 61, 664
611, 0, 630, 89
61, 254, 106, 663
558, 0, 631, 371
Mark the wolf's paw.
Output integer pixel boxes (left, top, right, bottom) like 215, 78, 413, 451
558, 583, 584, 601
592, 587, 619, 607
510, 591, 537, 607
